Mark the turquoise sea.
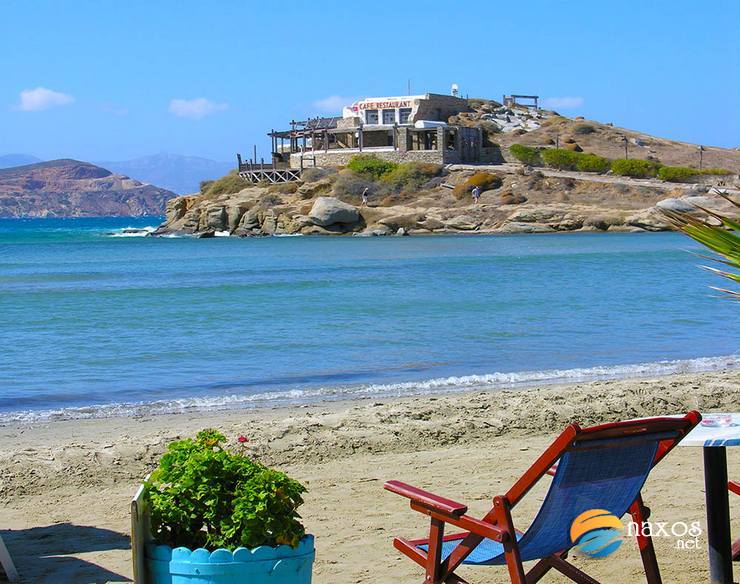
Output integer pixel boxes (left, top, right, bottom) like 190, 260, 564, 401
0, 217, 737, 422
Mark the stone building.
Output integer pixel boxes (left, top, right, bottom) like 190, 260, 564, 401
262, 93, 498, 170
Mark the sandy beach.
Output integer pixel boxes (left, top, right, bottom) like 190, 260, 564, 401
1, 369, 738, 583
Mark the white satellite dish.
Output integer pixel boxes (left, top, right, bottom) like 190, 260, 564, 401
451, 83, 459, 97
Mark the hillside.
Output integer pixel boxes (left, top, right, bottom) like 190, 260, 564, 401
155, 101, 738, 238
455, 99, 740, 174
96, 153, 233, 195
0, 159, 176, 217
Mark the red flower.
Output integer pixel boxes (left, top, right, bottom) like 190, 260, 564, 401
237, 435, 249, 443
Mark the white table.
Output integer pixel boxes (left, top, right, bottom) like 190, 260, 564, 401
680, 412, 739, 584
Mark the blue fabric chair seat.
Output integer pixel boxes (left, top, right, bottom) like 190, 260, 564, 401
418, 533, 523, 565
419, 437, 663, 566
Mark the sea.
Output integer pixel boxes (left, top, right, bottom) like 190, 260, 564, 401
0, 217, 737, 422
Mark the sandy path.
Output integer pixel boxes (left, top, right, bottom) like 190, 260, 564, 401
449, 163, 740, 195
0, 370, 738, 583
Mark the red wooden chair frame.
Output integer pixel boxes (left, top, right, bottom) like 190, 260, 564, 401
384, 411, 701, 584
730, 480, 740, 562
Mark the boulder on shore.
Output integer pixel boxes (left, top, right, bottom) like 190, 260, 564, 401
308, 197, 360, 227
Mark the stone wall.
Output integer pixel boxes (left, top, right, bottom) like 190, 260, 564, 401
414, 94, 471, 123
290, 149, 446, 168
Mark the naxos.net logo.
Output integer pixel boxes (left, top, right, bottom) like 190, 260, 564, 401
570, 508, 703, 556
570, 509, 624, 558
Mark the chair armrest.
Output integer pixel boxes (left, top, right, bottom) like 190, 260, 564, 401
384, 480, 468, 517
729, 481, 740, 496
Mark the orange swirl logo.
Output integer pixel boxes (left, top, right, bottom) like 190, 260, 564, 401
570, 509, 624, 558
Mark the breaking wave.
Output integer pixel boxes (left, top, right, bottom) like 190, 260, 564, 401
2, 354, 735, 424
107, 226, 157, 237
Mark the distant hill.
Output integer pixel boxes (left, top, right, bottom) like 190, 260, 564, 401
0, 159, 176, 217
0, 154, 42, 169
96, 153, 234, 195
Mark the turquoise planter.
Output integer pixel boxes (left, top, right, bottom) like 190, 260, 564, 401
145, 535, 314, 584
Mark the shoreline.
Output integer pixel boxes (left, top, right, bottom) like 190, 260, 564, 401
1, 353, 736, 424
1, 369, 738, 583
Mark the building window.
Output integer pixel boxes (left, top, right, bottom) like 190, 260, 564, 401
409, 130, 438, 151
365, 109, 378, 124
399, 108, 412, 124
382, 109, 396, 124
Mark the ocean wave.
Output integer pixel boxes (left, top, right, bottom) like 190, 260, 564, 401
1, 354, 735, 424
107, 226, 157, 237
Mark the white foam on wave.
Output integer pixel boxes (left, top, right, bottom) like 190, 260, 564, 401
2, 354, 736, 424
107, 226, 157, 237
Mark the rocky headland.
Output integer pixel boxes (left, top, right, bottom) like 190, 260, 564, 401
154, 164, 737, 238
0, 159, 176, 217
155, 103, 739, 238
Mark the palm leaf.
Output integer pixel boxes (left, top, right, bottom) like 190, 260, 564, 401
659, 189, 740, 298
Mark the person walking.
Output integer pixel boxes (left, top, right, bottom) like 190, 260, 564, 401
361, 187, 369, 206
471, 185, 481, 205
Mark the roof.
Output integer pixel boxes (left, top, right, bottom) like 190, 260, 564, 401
269, 117, 341, 138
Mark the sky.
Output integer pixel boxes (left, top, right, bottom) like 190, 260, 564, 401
0, 0, 738, 163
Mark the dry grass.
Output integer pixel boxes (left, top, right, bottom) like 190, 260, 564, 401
496, 117, 740, 173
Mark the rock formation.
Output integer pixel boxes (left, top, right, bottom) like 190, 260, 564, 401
0, 159, 176, 217
151, 164, 735, 238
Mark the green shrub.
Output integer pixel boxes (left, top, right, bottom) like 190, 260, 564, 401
300, 166, 336, 182
201, 171, 246, 197
701, 168, 733, 176
573, 123, 596, 135
453, 172, 503, 199
145, 429, 306, 550
610, 158, 659, 178
332, 171, 375, 201
541, 148, 582, 170
381, 162, 443, 192
347, 154, 398, 181
270, 182, 299, 194
576, 154, 611, 173
509, 144, 542, 166
657, 166, 700, 183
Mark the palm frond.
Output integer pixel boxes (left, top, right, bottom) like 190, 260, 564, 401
659, 189, 740, 298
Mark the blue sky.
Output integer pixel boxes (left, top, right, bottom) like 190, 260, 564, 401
1, 0, 738, 163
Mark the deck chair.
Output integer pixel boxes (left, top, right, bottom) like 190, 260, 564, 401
730, 480, 740, 561
384, 411, 700, 584
0, 533, 19, 582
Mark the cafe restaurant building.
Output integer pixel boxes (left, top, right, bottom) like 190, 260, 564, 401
265, 93, 493, 169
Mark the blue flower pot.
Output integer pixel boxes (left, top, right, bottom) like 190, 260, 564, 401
145, 535, 314, 584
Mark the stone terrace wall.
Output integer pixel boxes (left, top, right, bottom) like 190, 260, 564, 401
290, 149, 446, 168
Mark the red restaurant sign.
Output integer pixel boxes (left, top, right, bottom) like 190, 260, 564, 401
358, 100, 412, 110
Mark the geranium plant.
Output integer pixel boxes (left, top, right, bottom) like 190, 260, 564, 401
144, 429, 307, 550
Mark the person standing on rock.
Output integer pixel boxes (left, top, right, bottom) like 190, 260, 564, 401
471, 185, 481, 205
361, 187, 369, 206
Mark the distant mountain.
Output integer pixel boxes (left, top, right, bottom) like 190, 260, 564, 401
96, 153, 234, 195
0, 154, 42, 169
0, 159, 176, 217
